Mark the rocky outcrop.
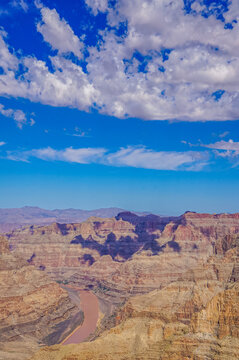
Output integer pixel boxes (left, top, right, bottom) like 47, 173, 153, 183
192, 282, 239, 339
6, 212, 239, 302
29, 266, 239, 360
0, 236, 83, 360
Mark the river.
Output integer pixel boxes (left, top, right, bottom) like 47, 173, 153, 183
61, 287, 99, 345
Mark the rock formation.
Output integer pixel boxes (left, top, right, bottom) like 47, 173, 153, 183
2, 211, 239, 359
6, 212, 239, 302
0, 235, 83, 360
29, 256, 239, 360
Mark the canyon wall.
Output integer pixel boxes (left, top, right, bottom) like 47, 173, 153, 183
3, 211, 239, 359
0, 235, 83, 360
29, 252, 239, 360
7, 212, 239, 301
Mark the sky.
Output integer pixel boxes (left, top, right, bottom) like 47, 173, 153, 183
0, 0, 239, 215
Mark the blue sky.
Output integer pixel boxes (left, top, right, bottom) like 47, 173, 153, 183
0, 0, 239, 215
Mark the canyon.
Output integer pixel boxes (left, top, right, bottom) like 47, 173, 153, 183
0, 235, 84, 360
1, 211, 239, 359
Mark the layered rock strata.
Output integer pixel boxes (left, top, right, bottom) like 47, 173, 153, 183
3, 212, 239, 360
0, 235, 83, 360
6, 212, 239, 302
29, 258, 239, 360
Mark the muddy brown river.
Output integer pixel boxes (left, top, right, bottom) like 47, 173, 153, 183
62, 288, 99, 345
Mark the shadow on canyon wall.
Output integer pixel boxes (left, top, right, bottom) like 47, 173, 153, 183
71, 212, 181, 262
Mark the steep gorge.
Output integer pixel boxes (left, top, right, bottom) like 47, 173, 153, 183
30, 252, 239, 360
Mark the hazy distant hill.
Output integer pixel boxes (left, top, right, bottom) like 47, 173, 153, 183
0, 206, 151, 233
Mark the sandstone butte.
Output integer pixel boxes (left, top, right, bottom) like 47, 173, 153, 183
1, 211, 239, 359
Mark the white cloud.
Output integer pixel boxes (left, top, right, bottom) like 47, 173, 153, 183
84, 0, 239, 120
85, 0, 108, 15
0, 103, 35, 128
106, 146, 208, 171
0, 30, 18, 72
7, 146, 107, 163
10, 0, 28, 12
37, 6, 83, 58
201, 139, 239, 162
115, 0, 239, 56
6, 145, 209, 171
30, 118, 35, 126
218, 131, 229, 139
13, 109, 27, 128
1, 1, 239, 121
203, 139, 239, 151
36, 146, 106, 163
0, 141, 6, 146
0, 38, 96, 111
22, 55, 97, 109
67, 127, 89, 138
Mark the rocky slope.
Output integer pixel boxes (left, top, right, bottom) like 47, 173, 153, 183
30, 261, 239, 360
0, 235, 83, 360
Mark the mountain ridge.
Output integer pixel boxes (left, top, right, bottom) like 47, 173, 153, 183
0, 206, 153, 233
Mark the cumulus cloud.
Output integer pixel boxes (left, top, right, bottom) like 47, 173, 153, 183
85, 0, 239, 120
37, 6, 83, 58
6, 145, 209, 171
0, 30, 18, 71
0, 30, 96, 111
0, 141, 6, 146
85, 0, 108, 15
1, 1, 239, 121
0, 104, 35, 128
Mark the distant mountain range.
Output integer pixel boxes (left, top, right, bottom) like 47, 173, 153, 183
0, 206, 152, 233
